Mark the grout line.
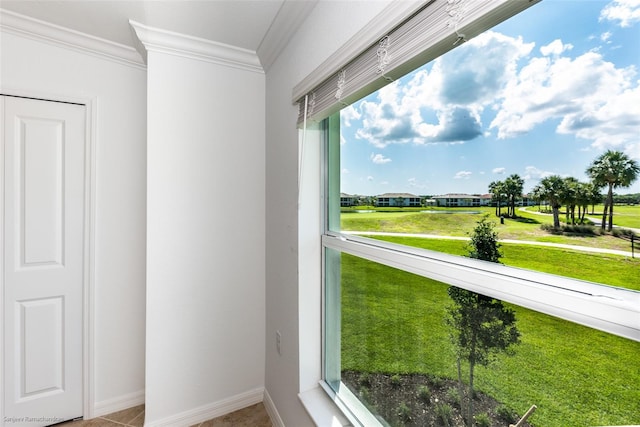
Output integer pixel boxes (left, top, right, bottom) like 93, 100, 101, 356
97, 417, 130, 426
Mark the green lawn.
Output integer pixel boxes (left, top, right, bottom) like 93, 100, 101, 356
368, 235, 640, 290
339, 208, 640, 425
341, 208, 638, 251
341, 253, 640, 427
583, 204, 640, 229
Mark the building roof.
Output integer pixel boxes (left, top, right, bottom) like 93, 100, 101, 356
376, 193, 420, 198
433, 193, 481, 199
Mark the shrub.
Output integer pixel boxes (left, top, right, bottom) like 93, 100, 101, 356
390, 373, 402, 387
612, 227, 636, 238
358, 386, 370, 403
397, 402, 412, 423
541, 223, 602, 236
358, 372, 371, 387
446, 387, 461, 407
417, 385, 431, 403
496, 405, 516, 423
430, 375, 445, 389
474, 412, 491, 427
436, 403, 453, 426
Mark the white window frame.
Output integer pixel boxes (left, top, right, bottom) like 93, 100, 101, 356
295, 2, 640, 426
318, 115, 639, 427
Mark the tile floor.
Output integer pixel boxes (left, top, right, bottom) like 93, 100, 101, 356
55, 402, 272, 427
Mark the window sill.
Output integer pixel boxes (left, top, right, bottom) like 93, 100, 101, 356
299, 386, 351, 427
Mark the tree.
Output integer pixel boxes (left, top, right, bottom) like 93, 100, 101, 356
533, 175, 566, 228
561, 177, 579, 224
530, 184, 545, 212
446, 216, 520, 426
488, 180, 506, 217
586, 150, 640, 231
503, 174, 524, 218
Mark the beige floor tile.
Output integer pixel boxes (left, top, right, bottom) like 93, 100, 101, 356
56, 418, 122, 427
100, 404, 145, 425
126, 409, 145, 427
61, 401, 268, 427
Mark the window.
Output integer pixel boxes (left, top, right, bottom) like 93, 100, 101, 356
309, 1, 640, 426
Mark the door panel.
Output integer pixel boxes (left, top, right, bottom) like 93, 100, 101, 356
2, 95, 85, 426
20, 116, 65, 267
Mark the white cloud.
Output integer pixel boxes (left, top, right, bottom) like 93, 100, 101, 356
367, 176, 374, 181
340, 104, 361, 127
370, 153, 392, 164
354, 31, 533, 148
523, 166, 555, 181
454, 171, 472, 179
353, 27, 638, 157
556, 84, 640, 150
492, 167, 506, 174
490, 48, 640, 153
408, 177, 427, 189
601, 31, 613, 42
600, 0, 640, 27
540, 39, 573, 56
342, 168, 350, 174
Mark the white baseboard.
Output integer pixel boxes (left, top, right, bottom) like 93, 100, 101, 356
93, 389, 146, 418
144, 387, 264, 427
263, 389, 285, 427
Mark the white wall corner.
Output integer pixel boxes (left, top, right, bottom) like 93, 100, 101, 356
263, 389, 285, 427
93, 389, 146, 418
144, 387, 265, 427
129, 19, 263, 73
257, 0, 318, 73
0, 8, 145, 69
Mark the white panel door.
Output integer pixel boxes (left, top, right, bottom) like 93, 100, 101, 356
2, 96, 85, 426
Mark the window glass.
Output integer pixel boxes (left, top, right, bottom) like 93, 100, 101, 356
327, 251, 640, 427
334, 0, 640, 290
322, 1, 640, 426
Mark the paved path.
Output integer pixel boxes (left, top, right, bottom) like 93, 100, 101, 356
342, 231, 635, 257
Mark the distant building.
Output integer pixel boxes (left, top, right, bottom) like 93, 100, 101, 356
433, 193, 486, 207
340, 193, 357, 207
376, 193, 422, 207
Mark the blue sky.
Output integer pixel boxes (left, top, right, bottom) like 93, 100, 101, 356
340, 0, 640, 197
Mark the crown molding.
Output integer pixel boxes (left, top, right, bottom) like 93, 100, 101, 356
0, 8, 145, 69
257, 0, 318, 73
129, 20, 263, 74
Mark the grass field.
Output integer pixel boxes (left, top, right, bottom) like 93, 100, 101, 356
341, 253, 640, 427
580, 204, 640, 228
368, 235, 640, 290
338, 208, 639, 425
341, 207, 639, 252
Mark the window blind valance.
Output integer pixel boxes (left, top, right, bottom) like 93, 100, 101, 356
295, 0, 540, 126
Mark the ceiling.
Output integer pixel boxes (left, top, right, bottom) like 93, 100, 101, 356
0, 0, 313, 64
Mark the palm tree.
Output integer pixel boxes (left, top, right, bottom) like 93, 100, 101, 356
561, 177, 579, 224
504, 174, 524, 218
488, 180, 506, 217
575, 182, 592, 223
530, 184, 545, 212
586, 150, 640, 231
533, 175, 566, 228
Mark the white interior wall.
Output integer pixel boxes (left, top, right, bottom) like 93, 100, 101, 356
264, 2, 393, 425
144, 50, 266, 425
0, 32, 147, 412
1, 1, 398, 424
